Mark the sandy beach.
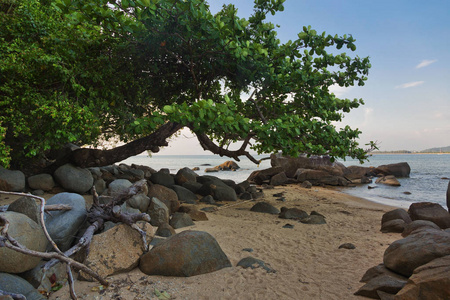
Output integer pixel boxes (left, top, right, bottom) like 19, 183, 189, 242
8, 184, 395, 300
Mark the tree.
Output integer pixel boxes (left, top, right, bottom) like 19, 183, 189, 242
0, 0, 374, 171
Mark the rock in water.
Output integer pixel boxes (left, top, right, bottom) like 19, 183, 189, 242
447, 180, 450, 213
0, 212, 48, 273
139, 231, 231, 277
44, 193, 87, 251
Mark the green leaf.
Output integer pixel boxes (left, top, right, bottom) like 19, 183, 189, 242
163, 105, 174, 114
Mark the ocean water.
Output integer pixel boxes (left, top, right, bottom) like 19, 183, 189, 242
120, 153, 450, 209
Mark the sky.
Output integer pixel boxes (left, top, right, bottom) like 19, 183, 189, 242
155, 0, 450, 155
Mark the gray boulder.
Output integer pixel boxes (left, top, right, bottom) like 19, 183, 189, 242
148, 197, 170, 227
171, 185, 197, 204
360, 263, 408, 283
250, 202, 280, 215
0, 212, 48, 273
20, 261, 67, 294
155, 222, 176, 237
105, 179, 132, 198
0, 167, 25, 192
395, 255, 450, 300
270, 172, 288, 186
169, 212, 195, 229
295, 169, 348, 186
383, 228, 450, 277
127, 193, 151, 213
237, 257, 275, 273
374, 162, 411, 177
279, 207, 308, 220
408, 202, 450, 229
0, 273, 45, 300
44, 193, 87, 251
139, 230, 231, 276
7, 196, 40, 225
54, 163, 93, 193
402, 220, 441, 237
149, 171, 175, 187
175, 167, 198, 185
93, 178, 106, 195
247, 166, 284, 185
182, 181, 202, 194
380, 219, 406, 233
354, 274, 406, 299
147, 184, 179, 214
27, 173, 55, 191
381, 209, 412, 225
300, 214, 327, 225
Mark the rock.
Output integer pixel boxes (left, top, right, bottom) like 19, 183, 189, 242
0, 273, 45, 300
171, 185, 197, 204
375, 175, 401, 186
279, 207, 308, 220
53, 163, 93, 193
27, 173, 55, 191
447, 180, 450, 213
239, 192, 253, 200
346, 165, 376, 180
147, 184, 179, 214
7, 196, 40, 225
374, 162, 411, 177
381, 219, 406, 233
198, 179, 237, 201
383, 228, 450, 277
182, 181, 203, 194
118, 165, 145, 181
402, 220, 441, 237
155, 223, 176, 237
0, 167, 25, 192
295, 169, 348, 186
217, 161, 240, 171
44, 193, 87, 251
93, 178, 106, 195
0, 212, 48, 273
300, 181, 312, 188
178, 206, 208, 221
169, 212, 195, 229
105, 179, 132, 198
360, 264, 408, 283
204, 167, 219, 173
408, 202, 450, 229
247, 166, 284, 185
20, 260, 67, 294
237, 257, 276, 273
79, 222, 153, 281
147, 197, 170, 227
381, 209, 412, 225
270, 172, 288, 186
339, 243, 356, 249
139, 230, 231, 276
395, 255, 450, 300
300, 214, 326, 224
250, 202, 280, 215
150, 171, 175, 187
175, 167, 198, 185
354, 274, 407, 299
200, 195, 216, 204
127, 193, 151, 213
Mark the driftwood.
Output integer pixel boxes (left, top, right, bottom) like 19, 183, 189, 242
0, 179, 151, 300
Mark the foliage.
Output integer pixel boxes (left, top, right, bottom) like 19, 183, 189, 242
1, 0, 374, 168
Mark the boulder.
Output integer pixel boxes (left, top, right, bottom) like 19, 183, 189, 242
204, 167, 219, 173
175, 167, 198, 185
381, 209, 412, 225
270, 172, 288, 186
155, 223, 176, 237
105, 179, 132, 198
93, 178, 106, 195
0, 273, 45, 300
0, 212, 48, 273
182, 181, 203, 194
237, 257, 276, 273
346, 165, 376, 180
79, 222, 153, 281
447, 180, 450, 213
147, 184, 179, 214
375, 175, 401, 187
408, 202, 450, 229
270, 153, 343, 178
402, 220, 441, 237
53, 163, 93, 193
247, 166, 284, 185
127, 193, 150, 213
217, 161, 240, 171
383, 229, 450, 277
149, 171, 175, 187
374, 162, 411, 177
300, 214, 326, 225
44, 193, 87, 251
279, 207, 308, 220
295, 169, 348, 186
171, 185, 197, 204
250, 202, 280, 215
354, 274, 407, 299
380, 219, 406, 233
395, 255, 450, 299
27, 173, 55, 191
20, 260, 67, 294
0, 167, 25, 192
197, 178, 237, 201
118, 165, 145, 181
147, 197, 170, 227
178, 206, 208, 221
7, 196, 40, 225
169, 212, 195, 229
360, 264, 408, 283
139, 230, 231, 277
200, 195, 216, 204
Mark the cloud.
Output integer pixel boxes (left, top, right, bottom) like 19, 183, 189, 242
328, 84, 351, 97
416, 59, 437, 69
395, 81, 424, 89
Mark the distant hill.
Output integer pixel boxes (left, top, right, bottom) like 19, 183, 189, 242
420, 146, 450, 153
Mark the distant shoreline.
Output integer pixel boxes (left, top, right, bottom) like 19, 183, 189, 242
371, 152, 450, 155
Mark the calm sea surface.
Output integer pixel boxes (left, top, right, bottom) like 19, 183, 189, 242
120, 154, 450, 209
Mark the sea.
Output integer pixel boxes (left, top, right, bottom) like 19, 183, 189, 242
120, 153, 450, 210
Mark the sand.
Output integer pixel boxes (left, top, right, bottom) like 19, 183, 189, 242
1, 185, 401, 299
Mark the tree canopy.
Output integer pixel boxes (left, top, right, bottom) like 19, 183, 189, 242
0, 0, 374, 171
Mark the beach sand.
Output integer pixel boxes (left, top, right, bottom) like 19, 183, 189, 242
2, 185, 400, 299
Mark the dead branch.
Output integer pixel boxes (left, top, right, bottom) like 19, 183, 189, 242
0, 290, 26, 300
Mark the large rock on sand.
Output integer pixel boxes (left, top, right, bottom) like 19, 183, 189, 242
54, 163, 93, 193
139, 230, 231, 277
0, 212, 48, 273
0, 167, 25, 192
383, 228, 450, 277
408, 202, 450, 229
0, 273, 45, 300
